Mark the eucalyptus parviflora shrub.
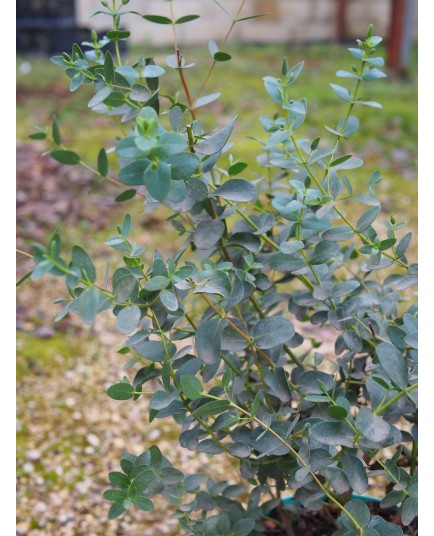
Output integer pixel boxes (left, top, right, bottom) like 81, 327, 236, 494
24, 1, 418, 534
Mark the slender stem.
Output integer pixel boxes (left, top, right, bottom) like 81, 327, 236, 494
322, 62, 365, 182
79, 160, 145, 198
112, 1, 122, 66
196, 0, 247, 100
168, 1, 196, 117
353, 316, 388, 343
46, 134, 143, 199
374, 383, 418, 416
178, 51, 196, 118
234, 304, 249, 333
42, 254, 114, 299
184, 313, 197, 330
16, 248, 33, 259
374, 456, 410, 499
204, 392, 363, 533
251, 347, 271, 402
289, 134, 408, 269
186, 124, 196, 152
256, 348, 278, 369
208, 183, 314, 290
150, 308, 229, 452
168, 1, 178, 50
198, 292, 252, 345
194, 286, 276, 370
113, 116, 127, 137
410, 435, 418, 475
282, 344, 303, 368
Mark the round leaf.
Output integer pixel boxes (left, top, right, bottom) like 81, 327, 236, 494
212, 179, 256, 202
141, 65, 166, 78
342, 499, 371, 529
160, 289, 178, 312
252, 316, 295, 349
130, 84, 151, 102
328, 405, 348, 419
376, 343, 408, 390
116, 305, 141, 335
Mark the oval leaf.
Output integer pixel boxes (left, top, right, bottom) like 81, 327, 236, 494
252, 316, 295, 349
180, 374, 202, 400
116, 305, 141, 335
376, 342, 408, 390
50, 150, 80, 165
107, 382, 135, 401
212, 179, 256, 203
195, 318, 228, 365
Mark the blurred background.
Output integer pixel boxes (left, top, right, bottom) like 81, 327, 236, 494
16, 1, 417, 535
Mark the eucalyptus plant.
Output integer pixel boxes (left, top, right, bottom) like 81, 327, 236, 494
23, 1, 417, 534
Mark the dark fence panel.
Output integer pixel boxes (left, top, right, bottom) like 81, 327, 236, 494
17, 0, 75, 19
17, 0, 88, 54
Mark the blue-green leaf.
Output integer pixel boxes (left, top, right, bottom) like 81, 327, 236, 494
98, 148, 108, 177
159, 289, 178, 312
175, 14, 200, 24
104, 51, 114, 84
193, 399, 230, 418
195, 116, 237, 155
340, 451, 368, 494
116, 305, 141, 334
119, 160, 150, 186
195, 318, 228, 365
142, 14, 173, 24
400, 497, 418, 526
356, 407, 396, 445
252, 316, 295, 349
150, 389, 180, 410
143, 161, 171, 201
330, 83, 352, 102
341, 499, 370, 528
310, 421, 354, 447
71, 246, 96, 282
166, 153, 200, 180
357, 206, 381, 232
141, 64, 165, 78
195, 93, 221, 109
194, 220, 225, 249
376, 342, 408, 390
180, 374, 202, 400
145, 276, 170, 291
115, 65, 139, 79
212, 179, 256, 202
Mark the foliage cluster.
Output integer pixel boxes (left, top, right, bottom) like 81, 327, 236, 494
24, 1, 418, 535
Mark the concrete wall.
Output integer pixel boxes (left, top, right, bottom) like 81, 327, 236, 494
76, 0, 417, 45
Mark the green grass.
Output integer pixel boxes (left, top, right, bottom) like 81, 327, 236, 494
16, 331, 86, 378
